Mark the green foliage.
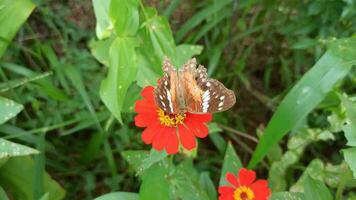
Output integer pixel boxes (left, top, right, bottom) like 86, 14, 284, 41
0, 0, 35, 57
0, 96, 23, 124
249, 38, 356, 168
1, 0, 356, 199
304, 175, 333, 200
0, 156, 65, 200
94, 192, 138, 200
219, 142, 242, 186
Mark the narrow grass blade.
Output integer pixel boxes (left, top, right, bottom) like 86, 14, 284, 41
248, 38, 356, 168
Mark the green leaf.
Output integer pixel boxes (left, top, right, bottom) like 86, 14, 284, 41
304, 175, 333, 200
175, 44, 203, 67
89, 38, 113, 66
0, 0, 36, 58
219, 142, 243, 186
170, 160, 211, 200
0, 156, 66, 200
0, 186, 9, 200
248, 38, 356, 168
200, 172, 217, 200
0, 96, 23, 124
343, 148, 356, 178
0, 138, 38, 159
340, 95, 356, 146
142, 14, 177, 66
92, 0, 113, 39
94, 192, 139, 200
100, 37, 139, 123
122, 149, 167, 175
110, 0, 139, 36
139, 163, 169, 200
269, 192, 304, 200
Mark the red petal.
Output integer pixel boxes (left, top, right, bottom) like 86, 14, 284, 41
178, 125, 196, 150
226, 172, 239, 187
141, 121, 161, 144
165, 128, 179, 154
184, 119, 209, 138
134, 99, 156, 114
141, 86, 155, 102
186, 113, 212, 123
218, 186, 235, 194
250, 180, 271, 200
238, 168, 256, 186
152, 127, 169, 151
134, 113, 157, 127
218, 194, 234, 200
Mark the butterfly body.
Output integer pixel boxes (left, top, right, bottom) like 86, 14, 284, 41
154, 58, 236, 114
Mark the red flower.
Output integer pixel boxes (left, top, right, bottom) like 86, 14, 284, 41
219, 168, 271, 200
134, 86, 212, 154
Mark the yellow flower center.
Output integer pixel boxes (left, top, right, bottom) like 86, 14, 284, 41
157, 109, 186, 127
233, 186, 255, 200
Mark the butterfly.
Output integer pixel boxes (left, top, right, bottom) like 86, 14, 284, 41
154, 57, 236, 114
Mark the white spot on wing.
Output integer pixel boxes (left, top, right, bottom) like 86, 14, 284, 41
159, 95, 163, 100
218, 102, 224, 107
206, 82, 211, 87
220, 96, 225, 100
166, 89, 174, 112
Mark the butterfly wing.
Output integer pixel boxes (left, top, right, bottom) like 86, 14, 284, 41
183, 59, 236, 113
153, 58, 179, 114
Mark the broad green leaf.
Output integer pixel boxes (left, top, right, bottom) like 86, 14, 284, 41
92, 0, 113, 39
343, 148, 356, 178
0, 186, 9, 200
94, 192, 139, 200
0, 156, 65, 200
200, 172, 217, 200
290, 159, 324, 192
110, 0, 139, 36
122, 149, 167, 175
170, 160, 211, 200
340, 95, 356, 146
269, 192, 304, 200
0, 138, 38, 159
89, 38, 113, 66
39, 193, 49, 200
0, 96, 23, 124
0, 0, 35, 58
219, 142, 243, 186
175, 44, 203, 67
248, 38, 356, 168
139, 163, 169, 200
142, 14, 177, 66
100, 37, 139, 123
304, 176, 333, 200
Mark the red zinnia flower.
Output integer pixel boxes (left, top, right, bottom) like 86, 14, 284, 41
219, 168, 271, 200
134, 86, 212, 154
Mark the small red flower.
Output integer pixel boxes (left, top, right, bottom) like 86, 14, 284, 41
219, 168, 271, 200
134, 86, 212, 154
